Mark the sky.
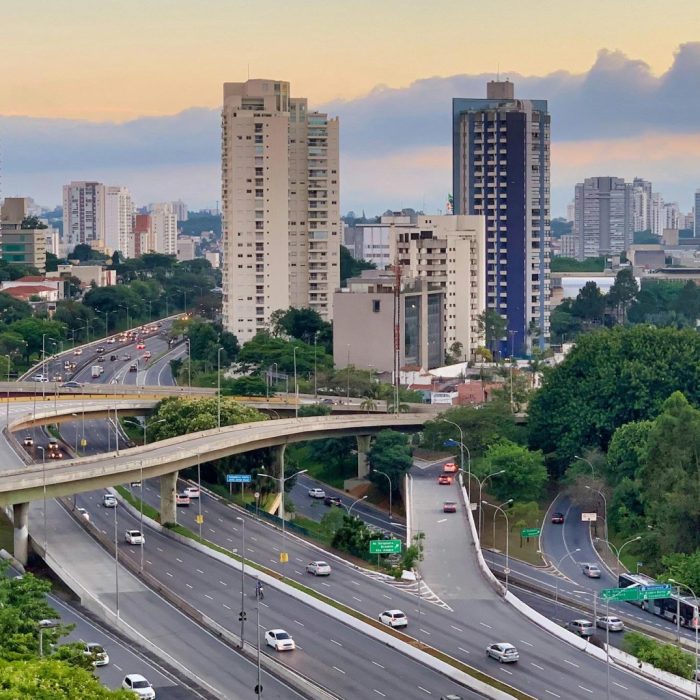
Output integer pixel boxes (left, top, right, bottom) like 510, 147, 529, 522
1, 0, 699, 216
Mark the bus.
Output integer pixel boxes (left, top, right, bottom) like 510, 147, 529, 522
618, 573, 699, 628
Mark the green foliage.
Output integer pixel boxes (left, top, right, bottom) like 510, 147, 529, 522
53, 301, 97, 337
222, 376, 267, 396
571, 281, 606, 323
331, 514, 382, 559
7, 317, 66, 361
178, 212, 221, 236
368, 430, 413, 493
69, 244, 107, 262
237, 331, 332, 375
0, 260, 41, 281
270, 307, 332, 350
482, 440, 547, 502
550, 218, 573, 238
45, 252, 59, 273
339, 245, 375, 286
659, 551, 700, 597
607, 268, 639, 322
622, 632, 694, 679
0, 293, 33, 324
476, 309, 506, 355
297, 404, 332, 417
528, 326, 700, 473
605, 420, 652, 486
20, 216, 47, 230
173, 317, 239, 370
633, 230, 659, 244
550, 256, 605, 272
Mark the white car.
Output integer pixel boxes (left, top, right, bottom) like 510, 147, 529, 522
32, 375, 49, 383
378, 609, 407, 628
83, 642, 109, 666
73, 348, 83, 356
486, 642, 519, 663
582, 563, 601, 578
122, 673, 155, 699
102, 494, 117, 508
183, 485, 200, 499
596, 615, 624, 631
306, 561, 331, 576
77, 507, 90, 522
265, 629, 296, 651
308, 488, 326, 499
125, 530, 145, 545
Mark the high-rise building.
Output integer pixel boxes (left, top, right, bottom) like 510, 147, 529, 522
695, 191, 700, 236
172, 200, 188, 221
104, 186, 133, 256
650, 193, 665, 236
343, 214, 411, 270
631, 178, 652, 232
664, 202, 681, 231
220, 79, 340, 342
0, 198, 47, 272
128, 214, 152, 258
62, 181, 105, 251
452, 80, 550, 354
573, 177, 633, 259
150, 202, 177, 255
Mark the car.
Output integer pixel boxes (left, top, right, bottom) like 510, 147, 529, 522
551, 512, 565, 524
143, 351, 152, 360
440, 696, 463, 700
77, 507, 90, 521
83, 642, 109, 666
110, 354, 117, 361
32, 374, 49, 383
265, 629, 295, 651
136, 343, 146, 350
125, 530, 145, 545
60, 381, 82, 389
175, 493, 191, 507
438, 474, 452, 485
324, 495, 342, 507
486, 642, 519, 663
122, 354, 132, 361
183, 486, 200, 499
129, 364, 138, 372
596, 615, 624, 632
107, 337, 116, 344
102, 493, 117, 508
96, 346, 105, 353
582, 563, 601, 578
308, 487, 326, 499
443, 462, 458, 474
73, 348, 83, 356
378, 609, 407, 628
568, 619, 595, 637
320, 398, 334, 405
22, 435, 34, 447
443, 501, 457, 513
122, 673, 155, 699
51, 374, 63, 382
96, 355, 106, 362
306, 561, 331, 576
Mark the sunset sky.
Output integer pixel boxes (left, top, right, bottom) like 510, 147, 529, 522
2, 0, 699, 214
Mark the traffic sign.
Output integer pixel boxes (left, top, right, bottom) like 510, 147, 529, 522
581, 512, 597, 522
195, 514, 204, 525
601, 585, 672, 602
80, 438, 87, 447
520, 527, 541, 538
369, 539, 402, 555
279, 552, 288, 563
226, 474, 252, 484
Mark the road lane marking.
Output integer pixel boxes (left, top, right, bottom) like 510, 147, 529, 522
479, 622, 493, 629
544, 691, 560, 698
417, 687, 431, 694
563, 659, 579, 668
531, 662, 544, 670
613, 682, 628, 690
373, 690, 386, 697
450, 625, 463, 632
204, 594, 213, 600
219, 580, 227, 586
578, 686, 593, 694
165, 572, 173, 577
352, 596, 362, 602
519, 640, 533, 647
458, 647, 470, 654
196, 569, 204, 574
382, 594, 392, 599
332, 666, 345, 674
500, 668, 513, 675
186, 584, 193, 589
331, 639, 342, 646
176, 558, 183, 563
222, 603, 231, 610
372, 661, 384, 668
293, 620, 304, 627
321, 582, 331, 587
437, 518, 447, 523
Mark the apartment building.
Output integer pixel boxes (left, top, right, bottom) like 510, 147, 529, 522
343, 214, 411, 270
62, 181, 105, 251
220, 79, 340, 342
104, 186, 133, 255
453, 80, 550, 354
0, 198, 47, 272
150, 202, 177, 255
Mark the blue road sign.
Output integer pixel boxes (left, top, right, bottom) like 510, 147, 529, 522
641, 584, 672, 592
226, 474, 252, 484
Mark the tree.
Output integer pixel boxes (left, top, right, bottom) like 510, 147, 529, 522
570, 281, 606, 324
605, 420, 652, 486
270, 307, 331, 345
368, 430, 413, 494
0, 293, 33, 324
339, 245, 376, 286
476, 309, 506, 357
607, 268, 639, 323
480, 440, 547, 502
222, 376, 267, 396
7, 318, 66, 361
69, 244, 107, 262
623, 632, 694, 679
236, 332, 332, 375
673, 280, 700, 322
45, 252, 59, 273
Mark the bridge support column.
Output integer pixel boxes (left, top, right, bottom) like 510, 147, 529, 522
160, 472, 178, 526
270, 445, 287, 522
356, 435, 372, 478
13, 502, 29, 566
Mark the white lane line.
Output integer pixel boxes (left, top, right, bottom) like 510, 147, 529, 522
330, 639, 342, 646
321, 582, 331, 587
165, 572, 173, 578
204, 594, 213, 600
519, 640, 533, 647
613, 682, 628, 690
563, 659, 579, 668
351, 581, 360, 586
186, 583, 193, 589
500, 668, 513, 675
295, 557, 304, 563
352, 596, 362, 602
417, 687, 431, 695
293, 620, 305, 627
479, 622, 493, 629
294, 570, 303, 575
437, 518, 447, 523
156, 546, 163, 552
372, 661, 385, 668
250, 536, 257, 541
196, 569, 204, 574
113, 663, 123, 671
419, 628, 431, 635
544, 691, 561, 698
382, 594, 392, 599
578, 686, 593, 694
373, 691, 386, 697
222, 603, 231, 610
176, 557, 183, 563
219, 580, 227, 586
457, 646, 471, 655
531, 662, 544, 670
333, 666, 345, 674
450, 625, 463, 632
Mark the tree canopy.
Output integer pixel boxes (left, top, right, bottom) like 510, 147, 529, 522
481, 440, 547, 503
368, 430, 413, 493
339, 245, 375, 286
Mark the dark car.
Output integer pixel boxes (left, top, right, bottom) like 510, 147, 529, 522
129, 364, 138, 372
551, 512, 565, 524
110, 354, 117, 361
324, 496, 342, 507
60, 381, 82, 389
96, 346, 105, 353
443, 501, 457, 513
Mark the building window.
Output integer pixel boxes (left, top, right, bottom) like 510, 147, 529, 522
372, 299, 381, 313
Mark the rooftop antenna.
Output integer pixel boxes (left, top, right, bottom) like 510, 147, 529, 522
497, 62, 500, 81
247, 62, 250, 80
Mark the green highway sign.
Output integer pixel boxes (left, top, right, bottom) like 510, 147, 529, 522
520, 528, 541, 538
601, 585, 671, 602
369, 539, 402, 555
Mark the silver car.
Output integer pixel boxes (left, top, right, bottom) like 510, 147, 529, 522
582, 563, 601, 578
596, 615, 624, 632
568, 619, 595, 637
486, 642, 519, 663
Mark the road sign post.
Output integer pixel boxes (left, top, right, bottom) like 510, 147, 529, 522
369, 539, 402, 555
601, 584, 672, 602
520, 527, 541, 538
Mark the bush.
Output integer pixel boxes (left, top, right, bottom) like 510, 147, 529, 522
623, 631, 695, 679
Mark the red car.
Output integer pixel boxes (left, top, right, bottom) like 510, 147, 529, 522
443, 462, 458, 474
443, 501, 457, 513
551, 512, 565, 524
136, 343, 146, 350
438, 475, 452, 485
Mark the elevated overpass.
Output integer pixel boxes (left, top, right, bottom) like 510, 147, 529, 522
1, 403, 428, 563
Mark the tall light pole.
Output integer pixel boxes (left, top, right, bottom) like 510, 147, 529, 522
4, 353, 11, 427
483, 499, 512, 589
585, 485, 608, 543
442, 421, 471, 499
259, 468, 308, 556
95, 309, 110, 337
186, 338, 191, 391
595, 535, 642, 577
574, 454, 595, 480
119, 304, 130, 331
373, 470, 392, 519
669, 578, 699, 698
553, 548, 581, 619
477, 470, 506, 541
313, 334, 318, 399
255, 578, 262, 699
292, 346, 299, 418
217, 347, 224, 431
346, 495, 368, 517
113, 496, 120, 618
346, 344, 351, 401
236, 516, 246, 647
37, 446, 47, 551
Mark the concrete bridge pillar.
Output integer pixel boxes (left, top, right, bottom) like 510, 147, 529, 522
160, 471, 178, 526
13, 502, 29, 565
270, 445, 287, 522
356, 434, 372, 478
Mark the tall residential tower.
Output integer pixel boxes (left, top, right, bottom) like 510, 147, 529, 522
452, 80, 550, 354
220, 79, 340, 342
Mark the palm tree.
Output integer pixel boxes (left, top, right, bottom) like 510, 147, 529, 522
360, 397, 377, 412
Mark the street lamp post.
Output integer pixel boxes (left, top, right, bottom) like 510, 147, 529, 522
38, 620, 58, 657
217, 347, 224, 431
442, 417, 471, 500
483, 499, 512, 589
553, 548, 581, 619
373, 470, 392, 519
574, 454, 595, 480
595, 535, 642, 578
236, 516, 246, 647
119, 304, 130, 331
113, 496, 119, 618
37, 446, 47, 551
255, 579, 262, 699
259, 468, 308, 554
293, 346, 298, 418
186, 338, 191, 391
477, 470, 506, 542
669, 578, 699, 697
346, 495, 368, 517
95, 309, 111, 337
585, 485, 608, 543
4, 354, 11, 427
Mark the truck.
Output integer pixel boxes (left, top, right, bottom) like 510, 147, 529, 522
91, 365, 101, 379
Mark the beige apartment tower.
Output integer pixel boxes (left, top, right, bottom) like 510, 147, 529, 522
221, 79, 340, 341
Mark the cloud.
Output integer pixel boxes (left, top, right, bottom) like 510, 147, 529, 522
1, 44, 699, 214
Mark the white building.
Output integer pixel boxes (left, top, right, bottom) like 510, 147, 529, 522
150, 203, 177, 255
205, 251, 220, 268
172, 200, 188, 221
62, 181, 105, 251
220, 79, 340, 342
176, 236, 196, 261
104, 186, 133, 256
650, 193, 665, 236
664, 202, 682, 231
343, 215, 410, 269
